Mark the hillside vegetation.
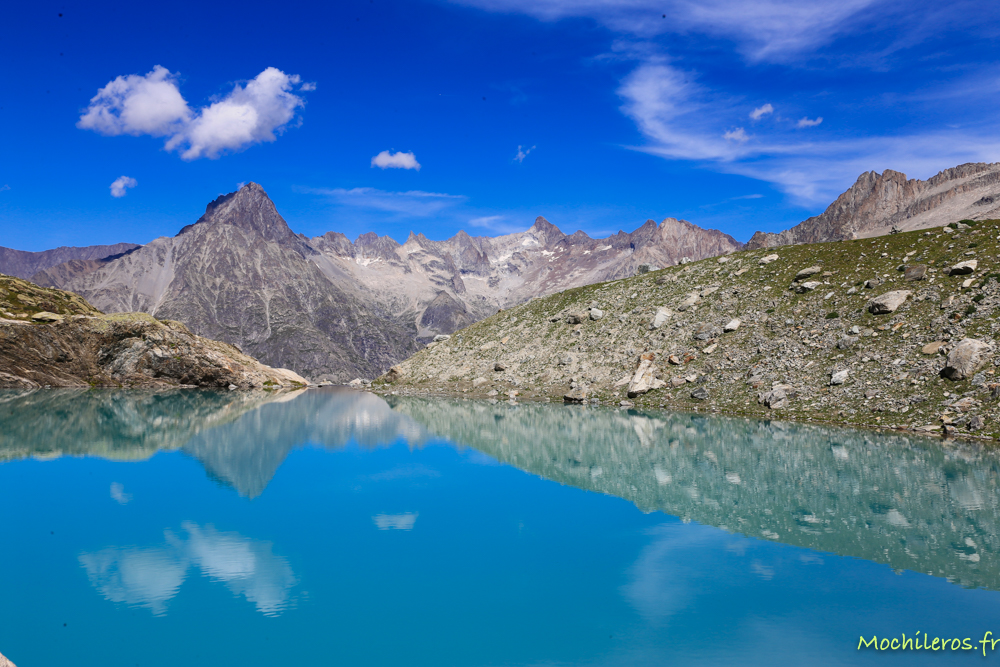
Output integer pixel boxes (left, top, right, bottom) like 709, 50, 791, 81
377, 220, 1000, 439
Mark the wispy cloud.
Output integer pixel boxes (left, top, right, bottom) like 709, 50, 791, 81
723, 128, 749, 143
371, 150, 421, 170
750, 103, 774, 120
468, 215, 526, 234
78, 66, 311, 160
0, 184, 9, 192
514, 144, 536, 163
301, 186, 465, 217
110, 482, 132, 504
796, 116, 823, 128
451, 0, 883, 63
109, 176, 137, 198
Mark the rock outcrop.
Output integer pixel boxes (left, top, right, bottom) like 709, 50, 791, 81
0, 312, 307, 389
748, 162, 1000, 248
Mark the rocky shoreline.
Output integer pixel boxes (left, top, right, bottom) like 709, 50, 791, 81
375, 219, 1000, 441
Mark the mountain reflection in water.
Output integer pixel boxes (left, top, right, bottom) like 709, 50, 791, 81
3, 388, 999, 593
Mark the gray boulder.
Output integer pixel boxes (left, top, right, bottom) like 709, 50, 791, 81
627, 353, 666, 398
945, 260, 978, 276
650, 307, 671, 329
690, 387, 709, 400
759, 388, 788, 409
868, 290, 911, 314
589, 308, 604, 321
941, 338, 993, 380
795, 266, 822, 280
904, 265, 927, 281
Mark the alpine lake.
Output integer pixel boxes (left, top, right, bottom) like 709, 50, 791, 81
3, 387, 1000, 665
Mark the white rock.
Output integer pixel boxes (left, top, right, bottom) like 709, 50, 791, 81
830, 369, 849, 385
702, 343, 718, 354
589, 308, 604, 321
677, 293, 700, 312
723, 318, 741, 332
650, 307, 672, 329
759, 254, 780, 265
794, 281, 821, 293
962, 279, 974, 288
949, 260, 978, 275
718, 256, 730, 264
824, 292, 835, 300
795, 265, 822, 280
433, 334, 451, 342
867, 290, 911, 314
942, 338, 993, 380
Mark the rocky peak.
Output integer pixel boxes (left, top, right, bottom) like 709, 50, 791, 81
528, 216, 566, 246
178, 182, 298, 245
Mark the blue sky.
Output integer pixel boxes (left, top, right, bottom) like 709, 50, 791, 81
1, 0, 999, 251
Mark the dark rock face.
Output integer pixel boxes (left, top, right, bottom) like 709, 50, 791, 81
0, 313, 307, 389
0, 242, 140, 280
747, 162, 1000, 249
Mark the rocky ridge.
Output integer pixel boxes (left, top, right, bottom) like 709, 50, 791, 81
0, 242, 140, 280
748, 162, 1000, 248
38, 183, 742, 380
0, 275, 306, 389
377, 218, 1000, 440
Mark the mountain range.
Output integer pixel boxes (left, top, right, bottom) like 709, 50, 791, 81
14, 183, 740, 380
3, 161, 997, 380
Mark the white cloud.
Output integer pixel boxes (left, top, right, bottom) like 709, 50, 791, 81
79, 66, 309, 160
371, 150, 421, 170
302, 186, 464, 216
796, 116, 823, 128
0, 184, 9, 192
750, 103, 774, 120
299, 82, 317, 91
110, 482, 132, 504
514, 144, 536, 162
109, 176, 137, 198
723, 128, 749, 142
373, 512, 418, 530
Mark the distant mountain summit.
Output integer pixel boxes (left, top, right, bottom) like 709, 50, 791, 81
748, 162, 1000, 248
37, 183, 740, 380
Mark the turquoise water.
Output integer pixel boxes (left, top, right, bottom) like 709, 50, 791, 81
2, 388, 1000, 665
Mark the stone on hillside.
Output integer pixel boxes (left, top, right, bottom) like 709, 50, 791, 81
650, 307, 671, 329
669, 376, 686, 387
795, 266, 822, 280
693, 323, 718, 341
563, 388, 587, 403
494, 361, 506, 371
589, 308, 604, 321
794, 281, 821, 293
565, 313, 584, 324
723, 318, 741, 332
678, 257, 692, 265
668, 355, 681, 365
864, 278, 880, 289
759, 254, 779, 265
384, 365, 404, 382
702, 343, 717, 354
847, 286, 857, 294
830, 369, 849, 385
970, 415, 986, 431
836, 336, 858, 350
627, 353, 666, 398
472, 377, 488, 388
718, 256, 730, 264
867, 290, 911, 314
433, 334, 451, 342
486, 389, 498, 397
941, 338, 993, 380
972, 372, 987, 386
30, 311, 63, 322
348, 378, 363, 387
904, 265, 927, 281
690, 387, 709, 400
759, 388, 788, 409
962, 279, 974, 288
945, 260, 978, 276
701, 286, 719, 297
677, 293, 700, 311
507, 390, 519, 399
922, 341, 945, 355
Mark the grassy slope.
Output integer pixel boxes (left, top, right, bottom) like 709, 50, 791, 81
0, 273, 101, 319
378, 220, 1000, 438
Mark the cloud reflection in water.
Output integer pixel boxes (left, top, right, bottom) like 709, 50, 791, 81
79, 522, 296, 616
